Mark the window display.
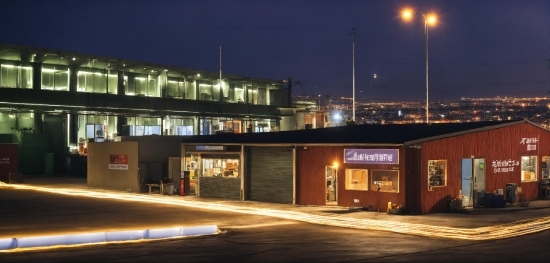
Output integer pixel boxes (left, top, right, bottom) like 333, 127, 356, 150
428, 160, 447, 187
521, 156, 537, 182
201, 158, 239, 178
371, 170, 399, 193
345, 169, 368, 190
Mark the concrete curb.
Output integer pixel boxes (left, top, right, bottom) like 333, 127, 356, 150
0, 225, 218, 251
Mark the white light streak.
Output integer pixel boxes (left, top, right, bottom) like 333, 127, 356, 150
1, 183, 549, 242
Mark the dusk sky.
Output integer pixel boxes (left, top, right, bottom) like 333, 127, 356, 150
1, 0, 549, 101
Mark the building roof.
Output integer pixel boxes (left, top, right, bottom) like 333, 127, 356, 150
181, 120, 547, 146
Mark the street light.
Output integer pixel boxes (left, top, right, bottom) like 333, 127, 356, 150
350, 28, 356, 123
402, 8, 437, 123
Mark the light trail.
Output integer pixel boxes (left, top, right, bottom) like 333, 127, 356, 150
1, 182, 549, 241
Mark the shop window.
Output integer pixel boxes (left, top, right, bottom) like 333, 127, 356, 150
201, 159, 239, 178
428, 160, 447, 187
345, 169, 368, 190
521, 156, 537, 182
371, 170, 399, 193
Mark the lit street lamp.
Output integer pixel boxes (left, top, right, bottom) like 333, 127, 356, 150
350, 28, 356, 123
402, 8, 437, 123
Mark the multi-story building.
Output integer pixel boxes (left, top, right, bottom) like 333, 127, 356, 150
0, 43, 295, 174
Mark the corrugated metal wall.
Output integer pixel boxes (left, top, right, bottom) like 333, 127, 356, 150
405, 145, 422, 214
245, 146, 293, 204
420, 122, 550, 213
296, 145, 406, 210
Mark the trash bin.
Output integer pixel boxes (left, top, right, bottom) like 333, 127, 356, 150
165, 183, 174, 196
506, 183, 517, 203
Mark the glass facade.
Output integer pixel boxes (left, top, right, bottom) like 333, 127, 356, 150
42, 65, 69, 91
78, 68, 118, 94
0, 62, 33, 88
77, 115, 117, 142
126, 116, 161, 136
0, 45, 286, 147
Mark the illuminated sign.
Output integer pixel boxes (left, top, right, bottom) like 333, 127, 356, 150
196, 146, 224, 151
520, 137, 538, 151
344, 149, 399, 164
491, 159, 519, 173
109, 154, 128, 170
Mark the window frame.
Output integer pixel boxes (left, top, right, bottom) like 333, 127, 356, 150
345, 168, 369, 191
371, 169, 399, 193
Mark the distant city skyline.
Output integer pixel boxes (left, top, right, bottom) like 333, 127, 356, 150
1, 0, 548, 101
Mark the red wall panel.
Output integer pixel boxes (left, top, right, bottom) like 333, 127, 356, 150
296, 145, 406, 211
420, 123, 550, 213
0, 144, 18, 183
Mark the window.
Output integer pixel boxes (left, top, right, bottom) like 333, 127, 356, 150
428, 160, 447, 187
345, 169, 368, 190
521, 156, 537, 182
1, 63, 32, 88
77, 69, 116, 93
42, 65, 69, 91
201, 158, 239, 178
371, 170, 399, 192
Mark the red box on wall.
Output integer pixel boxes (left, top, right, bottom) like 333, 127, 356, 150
0, 144, 18, 183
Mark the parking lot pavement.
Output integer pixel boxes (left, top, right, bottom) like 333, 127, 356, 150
2, 176, 550, 240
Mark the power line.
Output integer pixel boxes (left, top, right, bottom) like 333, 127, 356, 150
357, 59, 546, 66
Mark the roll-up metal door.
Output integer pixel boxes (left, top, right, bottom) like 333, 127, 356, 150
246, 146, 293, 203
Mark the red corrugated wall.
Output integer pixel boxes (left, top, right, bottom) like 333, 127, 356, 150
296, 145, 406, 211
419, 122, 550, 213
0, 144, 18, 183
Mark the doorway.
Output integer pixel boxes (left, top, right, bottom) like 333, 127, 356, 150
326, 166, 338, 205
461, 158, 486, 208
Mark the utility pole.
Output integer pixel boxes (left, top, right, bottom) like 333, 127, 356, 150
288, 77, 292, 107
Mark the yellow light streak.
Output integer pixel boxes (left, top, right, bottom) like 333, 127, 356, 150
1, 182, 549, 241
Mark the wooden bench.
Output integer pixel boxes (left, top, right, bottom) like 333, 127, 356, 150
146, 183, 163, 194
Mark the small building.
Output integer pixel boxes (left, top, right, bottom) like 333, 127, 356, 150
87, 120, 550, 213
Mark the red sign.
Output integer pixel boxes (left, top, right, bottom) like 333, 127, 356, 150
109, 154, 128, 170
110, 154, 128, 164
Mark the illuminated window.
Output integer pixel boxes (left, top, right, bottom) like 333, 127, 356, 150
428, 160, 447, 187
201, 159, 239, 178
42, 65, 69, 91
371, 170, 399, 193
0, 63, 32, 88
345, 169, 368, 191
521, 156, 537, 182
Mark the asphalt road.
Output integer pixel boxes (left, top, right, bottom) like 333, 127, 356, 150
1, 187, 549, 262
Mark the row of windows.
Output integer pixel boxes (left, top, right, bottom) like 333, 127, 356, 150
0, 63, 280, 105
343, 156, 540, 194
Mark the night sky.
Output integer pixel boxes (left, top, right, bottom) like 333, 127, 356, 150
1, 0, 549, 101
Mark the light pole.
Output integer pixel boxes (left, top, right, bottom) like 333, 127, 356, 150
350, 28, 356, 123
402, 9, 437, 123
